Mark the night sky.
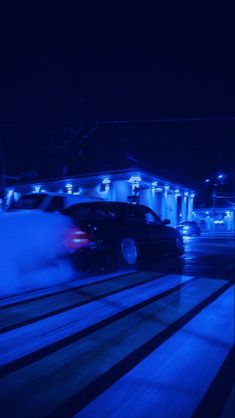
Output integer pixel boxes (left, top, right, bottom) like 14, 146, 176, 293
0, 4, 234, 192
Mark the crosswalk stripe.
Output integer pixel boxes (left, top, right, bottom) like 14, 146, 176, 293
75, 286, 235, 418
0, 270, 164, 331
0, 274, 194, 367
0, 278, 230, 418
0, 269, 137, 308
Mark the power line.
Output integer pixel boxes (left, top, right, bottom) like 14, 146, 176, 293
0, 115, 234, 129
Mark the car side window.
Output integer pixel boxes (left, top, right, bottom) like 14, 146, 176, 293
143, 208, 162, 224
126, 206, 145, 223
92, 208, 116, 219
68, 205, 116, 220
125, 206, 161, 224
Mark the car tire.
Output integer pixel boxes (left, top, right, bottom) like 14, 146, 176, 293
116, 237, 139, 268
174, 235, 185, 256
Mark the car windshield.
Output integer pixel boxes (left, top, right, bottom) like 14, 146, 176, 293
8, 194, 47, 210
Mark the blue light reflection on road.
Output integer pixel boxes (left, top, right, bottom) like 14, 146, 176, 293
76, 286, 234, 418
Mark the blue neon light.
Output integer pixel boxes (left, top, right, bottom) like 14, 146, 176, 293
129, 176, 141, 183
102, 178, 111, 184
33, 185, 41, 193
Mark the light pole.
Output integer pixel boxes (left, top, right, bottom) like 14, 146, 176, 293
204, 173, 226, 220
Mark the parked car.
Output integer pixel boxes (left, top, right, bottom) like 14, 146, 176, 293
7, 192, 103, 213
176, 221, 201, 236
61, 201, 185, 270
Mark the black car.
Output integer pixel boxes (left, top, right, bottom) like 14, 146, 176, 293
62, 201, 184, 270
176, 221, 201, 236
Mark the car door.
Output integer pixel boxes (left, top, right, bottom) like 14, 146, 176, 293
119, 205, 157, 261
140, 206, 172, 257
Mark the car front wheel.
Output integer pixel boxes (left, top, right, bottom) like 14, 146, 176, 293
112, 237, 138, 269
174, 235, 185, 256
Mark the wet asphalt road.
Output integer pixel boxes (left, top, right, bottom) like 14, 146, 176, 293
147, 234, 235, 281
0, 234, 234, 418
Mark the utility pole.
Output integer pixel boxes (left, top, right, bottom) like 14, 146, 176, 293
212, 183, 217, 218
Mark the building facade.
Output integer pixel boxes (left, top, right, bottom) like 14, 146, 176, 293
5, 169, 195, 227
192, 206, 235, 232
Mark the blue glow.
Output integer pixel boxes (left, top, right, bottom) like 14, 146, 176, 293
175, 189, 180, 193
152, 181, 158, 188
191, 193, 195, 198
128, 176, 141, 183
164, 185, 170, 190
102, 178, 111, 184
218, 174, 224, 179
33, 185, 41, 193
155, 187, 163, 191
205, 179, 210, 183
13, 192, 20, 201
7, 189, 14, 198
184, 191, 189, 196
65, 183, 73, 194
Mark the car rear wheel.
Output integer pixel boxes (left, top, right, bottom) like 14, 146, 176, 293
121, 238, 138, 265
106, 238, 138, 271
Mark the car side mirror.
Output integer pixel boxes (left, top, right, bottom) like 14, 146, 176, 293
163, 219, 171, 225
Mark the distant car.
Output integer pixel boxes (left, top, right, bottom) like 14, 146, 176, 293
176, 221, 201, 236
61, 201, 185, 270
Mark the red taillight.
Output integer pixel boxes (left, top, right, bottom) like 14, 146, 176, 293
66, 228, 91, 250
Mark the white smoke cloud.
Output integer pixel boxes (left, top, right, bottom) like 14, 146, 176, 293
0, 211, 76, 296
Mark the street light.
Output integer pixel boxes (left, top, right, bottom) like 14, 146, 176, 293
204, 173, 227, 217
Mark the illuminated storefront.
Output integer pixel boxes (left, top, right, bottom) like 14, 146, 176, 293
192, 207, 235, 232
4, 169, 195, 226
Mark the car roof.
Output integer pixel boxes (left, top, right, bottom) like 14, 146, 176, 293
62, 201, 150, 213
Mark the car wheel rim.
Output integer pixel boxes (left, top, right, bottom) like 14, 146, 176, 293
121, 238, 138, 265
